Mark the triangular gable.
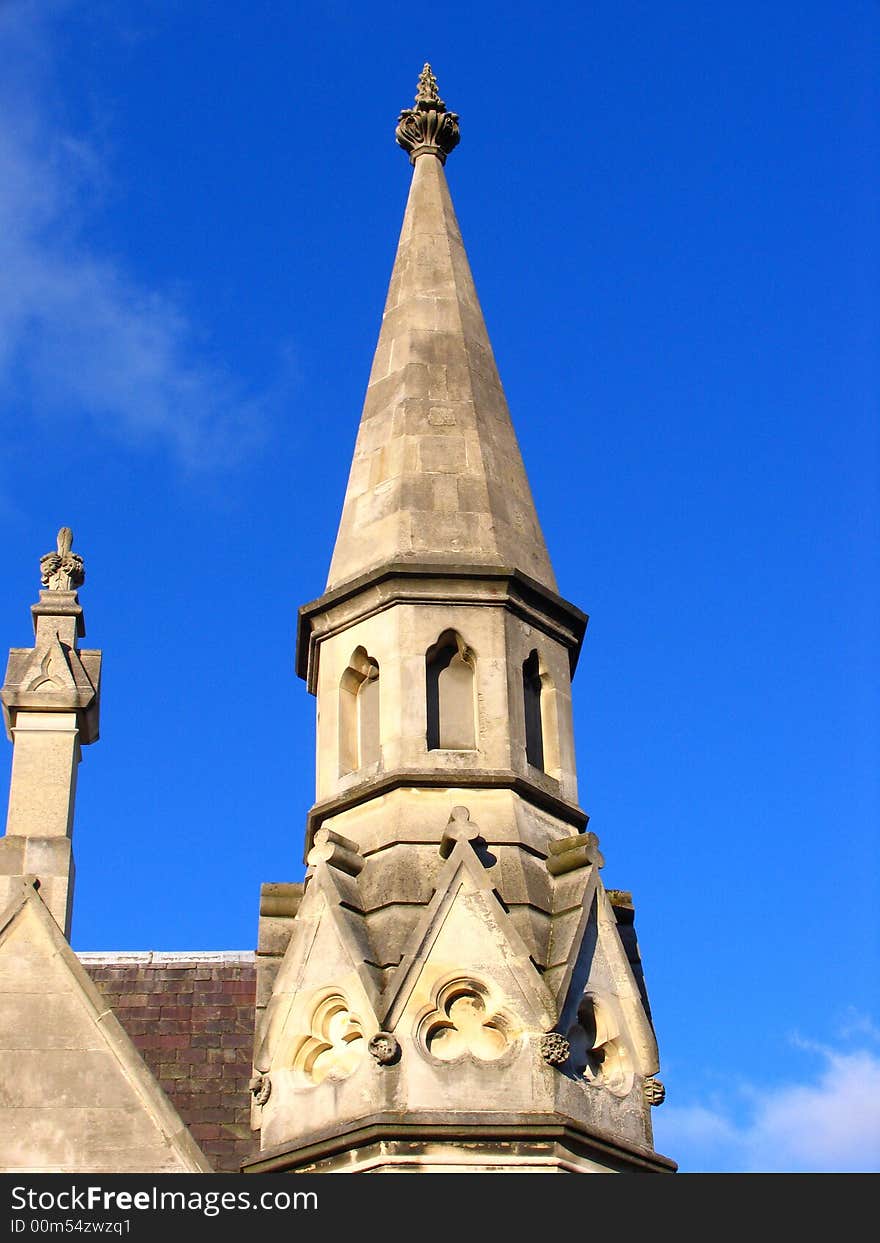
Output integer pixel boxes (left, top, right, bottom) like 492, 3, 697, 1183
589, 884, 659, 1074
254, 864, 382, 1073
0, 879, 211, 1173
382, 834, 556, 1033
22, 634, 79, 693
5, 636, 98, 704
552, 879, 659, 1076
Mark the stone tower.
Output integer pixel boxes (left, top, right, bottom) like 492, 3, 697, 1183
246, 67, 674, 1174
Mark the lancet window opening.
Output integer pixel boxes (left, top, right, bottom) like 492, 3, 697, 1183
339, 647, 381, 776
426, 630, 477, 751
522, 649, 560, 778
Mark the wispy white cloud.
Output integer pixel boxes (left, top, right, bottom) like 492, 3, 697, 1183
656, 1034, 880, 1173
737, 1047, 880, 1172
0, 2, 266, 468
835, 1009, 880, 1045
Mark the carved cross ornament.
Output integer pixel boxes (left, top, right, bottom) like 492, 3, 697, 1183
40, 527, 84, 592
395, 63, 460, 165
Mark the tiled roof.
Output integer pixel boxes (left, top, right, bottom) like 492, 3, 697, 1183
81, 952, 257, 1173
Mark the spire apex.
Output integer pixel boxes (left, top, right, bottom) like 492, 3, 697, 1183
396, 63, 460, 165
414, 63, 444, 108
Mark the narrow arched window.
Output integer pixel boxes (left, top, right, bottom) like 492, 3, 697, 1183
426, 630, 476, 750
358, 667, 380, 767
523, 650, 544, 769
523, 649, 560, 778
339, 648, 380, 776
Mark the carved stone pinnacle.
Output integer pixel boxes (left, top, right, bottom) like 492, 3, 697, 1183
396, 63, 460, 166
40, 527, 84, 592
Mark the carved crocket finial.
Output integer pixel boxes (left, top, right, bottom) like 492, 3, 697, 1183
415, 63, 444, 108
40, 527, 85, 592
396, 63, 460, 165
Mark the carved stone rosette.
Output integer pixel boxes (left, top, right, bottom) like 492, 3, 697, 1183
644, 1076, 666, 1106
368, 1032, 401, 1066
396, 63, 460, 165
540, 1032, 571, 1067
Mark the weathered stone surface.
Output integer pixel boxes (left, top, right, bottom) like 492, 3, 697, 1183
244, 1113, 677, 1173
326, 147, 556, 592
304, 598, 584, 816
253, 68, 671, 1176
4, 713, 80, 841
0, 883, 209, 1173
254, 800, 664, 1168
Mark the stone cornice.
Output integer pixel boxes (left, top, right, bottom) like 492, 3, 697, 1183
241, 1108, 678, 1174
1, 645, 102, 744
296, 563, 588, 692
303, 768, 589, 858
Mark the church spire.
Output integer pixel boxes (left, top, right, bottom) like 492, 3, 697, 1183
325, 67, 557, 593
259, 68, 671, 1175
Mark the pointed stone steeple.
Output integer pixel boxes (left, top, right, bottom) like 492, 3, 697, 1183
253, 69, 673, 1175
327, 64, 556, 593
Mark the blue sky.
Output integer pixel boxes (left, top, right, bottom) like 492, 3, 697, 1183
0, 2, 877, 1173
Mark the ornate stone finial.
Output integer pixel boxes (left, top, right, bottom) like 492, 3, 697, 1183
39, 527, 84, 592
396, 63, 460, 165
414, 63, 444, 108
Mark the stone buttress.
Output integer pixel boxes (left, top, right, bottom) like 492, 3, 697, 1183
247, 67, 674, 1174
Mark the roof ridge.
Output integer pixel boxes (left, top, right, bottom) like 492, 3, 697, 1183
76, 949, 256, 964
